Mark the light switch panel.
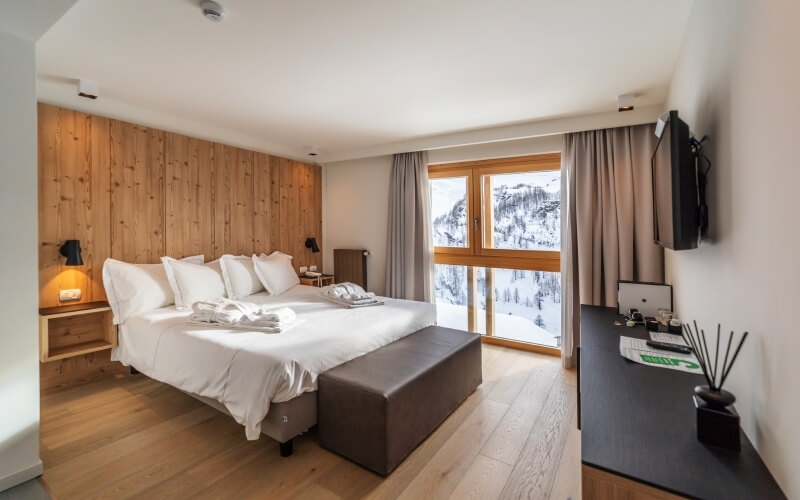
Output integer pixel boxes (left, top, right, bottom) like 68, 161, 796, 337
299, 266, 308, 273
59, 288, 82, 302
309, 265, 318, 272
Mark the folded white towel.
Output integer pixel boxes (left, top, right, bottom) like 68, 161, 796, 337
321, 282, 376, 302
257, 306, 296, 324
189, 299, 297, 326
187, 318, 305, 334
326, 297, 384, 309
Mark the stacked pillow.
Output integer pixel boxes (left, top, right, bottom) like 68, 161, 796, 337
102, 250, 303, 324
102, 254, 204, 324
252, 251, 300, 296
162, 257, 227, 311
219, 254, 267, 299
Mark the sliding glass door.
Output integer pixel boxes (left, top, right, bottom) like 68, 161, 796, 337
429, 154, 562, 352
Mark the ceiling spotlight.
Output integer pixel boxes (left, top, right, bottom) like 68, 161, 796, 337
78, 79, 98, 99
305, 146, 320, 157
200, 1, 226, 22
618, 94, 635, 112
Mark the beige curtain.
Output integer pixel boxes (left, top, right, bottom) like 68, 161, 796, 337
385, 151, 434, 302
561, 124, 664, 367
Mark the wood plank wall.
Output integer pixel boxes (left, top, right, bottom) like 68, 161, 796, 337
38, 103, 322, 389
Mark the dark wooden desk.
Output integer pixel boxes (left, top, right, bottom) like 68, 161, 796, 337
579, 305, 785, 499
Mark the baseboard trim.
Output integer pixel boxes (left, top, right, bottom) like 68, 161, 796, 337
0, 460, 43, 493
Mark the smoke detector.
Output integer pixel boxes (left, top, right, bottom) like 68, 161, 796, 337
200, 1, 226, 22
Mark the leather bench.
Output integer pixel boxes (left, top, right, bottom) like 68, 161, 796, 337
318, 325, 482, 475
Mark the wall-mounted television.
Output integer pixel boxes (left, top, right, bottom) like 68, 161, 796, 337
651, 110, 707, 250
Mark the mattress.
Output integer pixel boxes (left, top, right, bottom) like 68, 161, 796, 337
112, 285, 436, 439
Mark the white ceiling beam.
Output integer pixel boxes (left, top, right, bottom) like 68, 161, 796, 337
318, 105, 663, 163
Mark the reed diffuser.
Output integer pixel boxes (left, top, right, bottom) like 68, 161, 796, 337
682, 322, 748, 451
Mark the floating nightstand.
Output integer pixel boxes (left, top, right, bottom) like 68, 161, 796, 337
39, 301, 116, 362
299, 274, 335, 287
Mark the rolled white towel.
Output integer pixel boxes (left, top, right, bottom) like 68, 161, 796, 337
326, 297, 384, 308
253, 306, 296, 324
321, 282, 375, 302
190, 298, 277, 326
187, 318, 305, 334
190, 299, 244, 325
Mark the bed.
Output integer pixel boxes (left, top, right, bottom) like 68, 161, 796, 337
111, 284, 436, 453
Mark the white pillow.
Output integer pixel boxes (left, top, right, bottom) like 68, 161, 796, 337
219, 254, 266, 299
162, 257, 227, 310
102, 254, 203, 325
252, 252, 300, 296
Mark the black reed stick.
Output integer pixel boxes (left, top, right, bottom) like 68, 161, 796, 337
719, 331, 749, 389
720, 330, 733, 388
700, 329, 714, 387
713, 324, 721, 388
683, 321, 749, 392
683, 323, 713, 388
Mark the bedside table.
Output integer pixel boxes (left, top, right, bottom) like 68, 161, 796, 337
39, 301, 117, 362
299, 274, 335, 287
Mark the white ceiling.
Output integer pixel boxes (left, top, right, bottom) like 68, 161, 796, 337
36, 0, 693, 162
0, 0, 77, 41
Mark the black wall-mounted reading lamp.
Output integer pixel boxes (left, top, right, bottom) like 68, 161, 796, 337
305, 237, 320, 253
59, 239, 83, 266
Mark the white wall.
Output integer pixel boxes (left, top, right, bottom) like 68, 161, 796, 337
322, 136, 561, 294
0, 30, 42, 491
664, 0, 799, 496
323, 156, 394, 294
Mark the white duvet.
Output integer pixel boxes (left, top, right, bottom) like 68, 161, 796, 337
112, 285, 435, 439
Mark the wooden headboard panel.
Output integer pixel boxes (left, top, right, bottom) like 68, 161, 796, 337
38, 103, 322, 309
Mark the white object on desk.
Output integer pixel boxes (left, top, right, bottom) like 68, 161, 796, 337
617, 281, 672, 317
619, 336, 702, 374
649, 332, 687, 346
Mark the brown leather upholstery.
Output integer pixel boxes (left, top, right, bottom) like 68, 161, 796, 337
318, 326, 482, 475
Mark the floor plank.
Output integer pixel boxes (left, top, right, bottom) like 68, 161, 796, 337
39, 345, 580, 500
480, 360, 560, 465
396, 398, 509, 500
548, 408, 581, 500
499, 374, 578, 499
448, 454, 514, 500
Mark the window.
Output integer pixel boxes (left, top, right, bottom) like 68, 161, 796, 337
429, 154, 561, 351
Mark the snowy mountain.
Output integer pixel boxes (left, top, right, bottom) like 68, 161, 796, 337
491, 183, 560, 250
432, 196, 467, 247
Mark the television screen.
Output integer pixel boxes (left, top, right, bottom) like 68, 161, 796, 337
652, 110, 699, 250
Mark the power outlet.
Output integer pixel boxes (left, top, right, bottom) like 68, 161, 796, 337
59, 288, 82, 302
309, 265, 318, 272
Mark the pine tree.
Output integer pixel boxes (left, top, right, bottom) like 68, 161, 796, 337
514, 287, 520, 304
535, 314, 545, 328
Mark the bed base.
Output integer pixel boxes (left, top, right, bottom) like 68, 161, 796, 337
129, 366, 316, 457
185, 389, 317, 457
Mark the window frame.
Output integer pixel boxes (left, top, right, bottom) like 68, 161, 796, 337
429, 153, 562, 271
429, 153, 563, 354
428, 167, 475, 256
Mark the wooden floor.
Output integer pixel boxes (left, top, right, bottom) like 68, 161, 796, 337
40, 344, 580, 499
